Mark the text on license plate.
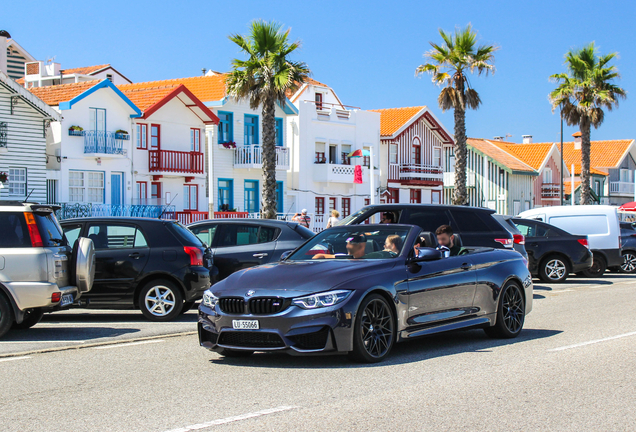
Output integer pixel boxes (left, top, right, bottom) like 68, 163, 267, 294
232, 320, 259, 330
61, 294, 74, 306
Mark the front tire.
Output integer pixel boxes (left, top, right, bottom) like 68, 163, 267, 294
620, 251, 636, 274
139, 280, 183, 322
349, 294, 396, 363
582, 254, 607, 278
484, 281, 525, 339
0, 295, 14, 338
539, 255, 569, 283
12, 308, 44, 329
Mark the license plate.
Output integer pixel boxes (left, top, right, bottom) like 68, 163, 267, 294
61, 294, 74, 306
232, 320, 259, 330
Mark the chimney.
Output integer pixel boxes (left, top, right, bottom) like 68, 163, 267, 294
522, 135, 532, 144
573, 131, 582, 150
201, 68, 207, 76
0, 30, 10, 75
492, 136, 504, 141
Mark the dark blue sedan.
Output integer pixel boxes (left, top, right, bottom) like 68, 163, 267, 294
198, 224, 533, 362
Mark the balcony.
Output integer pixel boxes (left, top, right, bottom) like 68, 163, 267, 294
149, 149, 204, 174
541, 183, 561, 199
610, 181, 635, 196
314, 163, 377, 184
390, 164, 443, 186
443, 171, 476, 187
234, 145, 290, 170
83, 131, 125, 156
314, 102, 354, 120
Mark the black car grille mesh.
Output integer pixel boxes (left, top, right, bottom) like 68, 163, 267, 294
288, 327, 330, 350
248, 298, 288, 315
218, 331, 285, 348
218, 297, 245, 314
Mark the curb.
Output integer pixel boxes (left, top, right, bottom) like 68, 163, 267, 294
0, 331, 197, 359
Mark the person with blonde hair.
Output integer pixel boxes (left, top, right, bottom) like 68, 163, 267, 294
325, 209, 341, 229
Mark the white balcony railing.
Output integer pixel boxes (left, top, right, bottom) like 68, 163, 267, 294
233, 145, 290, 170
399, 164, 443, 182
541, 183, 560, 199
610, 181, 635, 195
314, 163, 378, 184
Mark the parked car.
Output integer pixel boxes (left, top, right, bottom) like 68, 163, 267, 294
518, 205, 622, 277
187, 219, 314, 281
339, 204, 515, 250
492, 214, 528, 259
512, 218, 593, 282
60, 217, 213, 321
609, 222, 636, 273
0, 202, 95, 337
198, 224, 533, 363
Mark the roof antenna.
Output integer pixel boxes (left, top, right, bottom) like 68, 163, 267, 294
23, 189, 35, 203
158, 193, 178, 219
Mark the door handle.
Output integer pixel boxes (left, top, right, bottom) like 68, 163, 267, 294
129, 252, 144, 259
253, 253, 268, 259
460, 263, 473, 270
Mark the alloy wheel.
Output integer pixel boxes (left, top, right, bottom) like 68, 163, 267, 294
621, 253, 636, 273
502, 285, 524, 334
360, 299, 394, 358
144, 286, 177, 317
545, 259, 567, 280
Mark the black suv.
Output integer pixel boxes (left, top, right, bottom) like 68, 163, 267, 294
340, 204, 515, 250
61, 217, 214, 321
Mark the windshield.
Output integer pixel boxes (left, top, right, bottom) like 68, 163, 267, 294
337, 207, 369, 226
287, 226, 411, 261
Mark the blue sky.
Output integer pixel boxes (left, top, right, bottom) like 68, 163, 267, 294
6, 0, 636, 143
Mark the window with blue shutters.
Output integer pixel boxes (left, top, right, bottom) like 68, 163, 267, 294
244, 114, 258, 145
218, 179, 234, 211
275, 118, 283, 146
218, 112, 233, 143
276, 181, 284, 213
244, 180, 259, 213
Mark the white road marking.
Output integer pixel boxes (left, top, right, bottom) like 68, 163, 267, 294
93, 340, 165, 350
0, 356, 31, 363
549, 331, 636, 352
164, 406, 298, 432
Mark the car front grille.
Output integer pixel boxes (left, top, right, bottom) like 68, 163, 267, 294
218, 297, 245, 314
288, 327, 330, 350
248, 298, 288, 315
218, 331, 285, 348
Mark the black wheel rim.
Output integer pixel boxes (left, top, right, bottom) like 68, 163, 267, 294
621, 253, 636, 272
589, 259, 601, 274
360, 299, 393, 358
502, 285, 524, 334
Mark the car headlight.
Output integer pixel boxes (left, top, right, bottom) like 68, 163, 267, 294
202, 290, 218, 309
292, 290, 352, 309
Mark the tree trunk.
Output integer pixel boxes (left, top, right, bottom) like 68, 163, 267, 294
453, 105, 468, 206
580, 119, 592, 205
261, 97, 278, 219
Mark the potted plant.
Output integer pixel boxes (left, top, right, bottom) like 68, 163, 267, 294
115, 129, 130, 140
220, 141, 237, 149
68, 125, 84, 136
0, 171, 7, 187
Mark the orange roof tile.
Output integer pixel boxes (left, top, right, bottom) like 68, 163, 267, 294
60, 64, 110, 75
27, 80, 102, 106
119, 84, 181, 112
493, 142, 554, 170
467, 138, 535, 173
15, 77, 24, 84
562, 140, 633, 172
368, 106, 425, 136
118, 74, 227, 103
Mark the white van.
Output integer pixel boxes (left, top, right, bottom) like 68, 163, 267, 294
518, 205, 621, 277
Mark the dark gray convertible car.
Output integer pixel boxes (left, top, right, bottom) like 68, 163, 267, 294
198, 224, 533, 363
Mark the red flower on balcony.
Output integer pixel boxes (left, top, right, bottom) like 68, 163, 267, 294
221, 141, 237, 149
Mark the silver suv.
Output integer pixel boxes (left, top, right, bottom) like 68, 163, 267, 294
0, 202, 95, 337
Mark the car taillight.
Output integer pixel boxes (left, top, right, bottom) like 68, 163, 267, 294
24, 212, 44, 247
184, 246, 203, 266
577, 238, 589, 249
51, 292, 61, 303
513, 234, 525, 245
495, 238, 514, 248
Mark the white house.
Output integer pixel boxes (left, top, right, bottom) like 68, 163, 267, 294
3, 30, 37, 81
286, 78, 381, 228
0, 69, 59, 202
21, 63, 131, 88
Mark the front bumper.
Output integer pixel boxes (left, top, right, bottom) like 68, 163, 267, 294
197, 298, 357, 355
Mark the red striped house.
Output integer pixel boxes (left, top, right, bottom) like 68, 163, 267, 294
369, 106, 453, 204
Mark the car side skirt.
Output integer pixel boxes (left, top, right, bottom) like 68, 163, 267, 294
398, 315, 493, 341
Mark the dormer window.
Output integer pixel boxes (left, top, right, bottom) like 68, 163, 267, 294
315, 92, 323, 110
106, 74, 113, 82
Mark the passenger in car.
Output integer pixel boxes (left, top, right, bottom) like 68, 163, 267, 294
436, 225, 461, 257
383, 235, 402, 254
381, 213, 395, 224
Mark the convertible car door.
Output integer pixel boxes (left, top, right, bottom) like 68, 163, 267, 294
406, 255, 476, 326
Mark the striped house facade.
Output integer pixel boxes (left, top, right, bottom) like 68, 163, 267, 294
6, 39, 36, 81
0, 70, 59, 202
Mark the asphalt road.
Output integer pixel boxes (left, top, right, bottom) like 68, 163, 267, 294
2, 274, 636, 431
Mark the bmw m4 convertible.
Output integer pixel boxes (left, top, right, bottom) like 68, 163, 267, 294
198, 224, 533, 362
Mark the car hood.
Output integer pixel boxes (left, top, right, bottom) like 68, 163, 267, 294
212, 259, 398, 298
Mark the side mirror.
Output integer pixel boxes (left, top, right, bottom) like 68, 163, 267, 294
408, 247, 442, 263
280, 250, 294, 261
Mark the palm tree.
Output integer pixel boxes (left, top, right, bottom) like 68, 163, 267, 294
550, 42, 626, 205
416, 25, 497, 205
226, 20, 310, 218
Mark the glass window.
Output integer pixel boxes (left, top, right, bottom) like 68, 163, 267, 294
329, 197, 337, 212
275, 118, 283, 147
189, 224, 218, 247
543, 168, 553, 184
514, 221, 535, 237
63, 224, 82, 247
244, 115, 258, 145
244, 180, 258, 213
451, 210, 491, 232
9, 167, 27, 196
315, 197, 325, 215
136, 124, 147, 149
190, 128, 200, 152
433, 147, 441, 167
69, 171, 85, 202
341, 198, 351, 217
69, 171, 103, 203
412, 138, 421, 165
0, 212, 31, 248
167, 222, 205, 247
184, 184, 198, 211
405, 210, 452, 233
87, 224, 145, 249
389, 144, 398, 164
315, 92, 323, 109
217, 224, 278, 247
218, 112, 233, 143
34, 213, 65, 247
151, 124, 160, 149
276, 182, 284, 214
218, 179, 233, 211
87, 172, 104, 203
